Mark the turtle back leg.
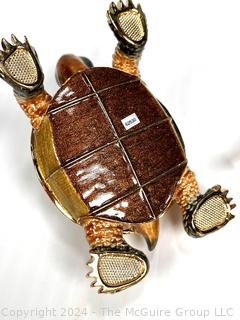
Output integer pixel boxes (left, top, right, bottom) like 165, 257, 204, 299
174, 168, 235, 238
55, 55, 93, 86
81, 217, 149, 293
107, 0, 148, 77
0, 35, 51, 129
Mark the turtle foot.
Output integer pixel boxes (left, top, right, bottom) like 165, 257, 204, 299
183, 185, 235, 238
107, 0, 148, 55
0, 35, 43, 97
86, 243, 149, 294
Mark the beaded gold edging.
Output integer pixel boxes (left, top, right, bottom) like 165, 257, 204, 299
32, 115, 89, 222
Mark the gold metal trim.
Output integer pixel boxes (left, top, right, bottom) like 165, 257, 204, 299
32, 115, 89, 223
32, 115, 60, 179
46, 168, 89, 223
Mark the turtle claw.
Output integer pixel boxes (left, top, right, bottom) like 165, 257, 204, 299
11, 34, 23, 46
86, 244, 149, 294
107, 0, 148, 55
110, 2, 117, 14
183, 185, 235, 238
0, 35, 26, 62
117, 0, 125, 10
1, 38, 14, 53
86, 253, 107, 294
137, 3, 143, 13
86, 255, 102, 292
126, 0, 135, 9
0, 35, 44, 97
109, 0, 130, 15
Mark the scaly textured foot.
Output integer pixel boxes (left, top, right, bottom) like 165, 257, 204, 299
107, 0, 148, 55
183, 185, 235, 238
86, 242, 149, 293
0, 35, 43, 97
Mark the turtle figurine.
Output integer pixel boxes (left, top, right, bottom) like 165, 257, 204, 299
0, 0, 236, 294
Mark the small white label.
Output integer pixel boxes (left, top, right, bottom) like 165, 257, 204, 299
121, 113, 140, 130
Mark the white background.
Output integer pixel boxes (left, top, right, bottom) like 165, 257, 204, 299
0, 0, 239, 319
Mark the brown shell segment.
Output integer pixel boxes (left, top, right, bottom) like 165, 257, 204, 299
122, 121, 185, 184
144, 164, 186, 215
96, 190, 153, 223
42, 67, 187, 223
84, 67, 136, 91
49, 97, 116, 164
65, 143, 138, 212
49, 73, 93, 110
98, 81, 167, 136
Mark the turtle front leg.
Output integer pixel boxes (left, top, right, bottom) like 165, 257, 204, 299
0, 35, 51, 129
107, 0, 148, 77
174, 168, 235, 238
81, 217, 149, 294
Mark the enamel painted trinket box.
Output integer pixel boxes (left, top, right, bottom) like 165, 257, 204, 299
0, 0, 235, 293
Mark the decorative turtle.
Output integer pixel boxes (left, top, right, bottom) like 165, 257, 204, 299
0, 0, 235, 294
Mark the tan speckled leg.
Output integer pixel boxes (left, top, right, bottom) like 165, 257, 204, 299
174, 168, 200, 215
112, 48, 141, 77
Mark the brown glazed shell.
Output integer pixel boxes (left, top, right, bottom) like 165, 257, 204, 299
32, 67, 187, 224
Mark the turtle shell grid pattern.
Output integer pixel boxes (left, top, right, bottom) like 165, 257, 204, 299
48, 68, 187, 223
